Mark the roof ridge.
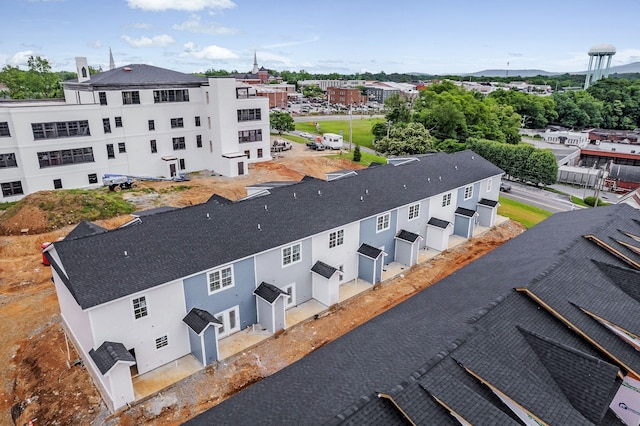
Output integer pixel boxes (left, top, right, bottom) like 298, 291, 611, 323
466, 290, 513, 324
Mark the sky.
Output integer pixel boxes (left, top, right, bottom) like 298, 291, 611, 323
2, 0, 640, 76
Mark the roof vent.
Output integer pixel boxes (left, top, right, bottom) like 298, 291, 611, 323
472, 156, 475, 160
361, 196, 364, 202
403, 184, 407, 189
428, 177, 431, 183
318, 190, 322, 196
264, 205, 268, 210
294, 192, 296, 199
439, 176, 442, 181
206, 213, 210, 219
123, 67, 132, 72
455, 165, 458, 170
124, 250, 129, 257
257, 224, 261, 231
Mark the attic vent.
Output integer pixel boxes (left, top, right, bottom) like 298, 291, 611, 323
455, 165, 458, 170
439, 176, 442, 181
361, 196, 364, 202
206, 213, 210, 219
403, 184, 406, 189
123, 67, 132, 72
428, 177, 431, 183
258, 224, 261, 231
294, 192, 296, 199
264, 205, 268, 210
124, 250, 129, 257
318, 190, 322, 196
366, 189, 369, 195
472, 156, 475, 160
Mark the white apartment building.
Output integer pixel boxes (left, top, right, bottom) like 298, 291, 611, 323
0, 58, 271, 200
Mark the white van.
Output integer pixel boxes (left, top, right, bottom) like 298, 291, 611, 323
322, 133, 344, 150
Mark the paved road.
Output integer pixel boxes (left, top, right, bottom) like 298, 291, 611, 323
500, 181, 576, 213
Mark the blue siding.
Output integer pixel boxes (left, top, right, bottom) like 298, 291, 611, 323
203, 326, 217, 364
188, 329, 203, 364
358, 256, 374, 283
183, 257, 257, 331
458, 182, 480, 210
359, 210, 397, 264
454, 215, 472, 238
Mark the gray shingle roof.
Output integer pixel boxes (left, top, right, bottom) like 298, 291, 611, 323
187, 205, 640, 426
396, 230, 420, 243
253, 282, 287, 304
62, 64, 206, 88
52, 151, 502, 309
88, 341, 135, 375
64, 220, 107, 240
311, 261, 338, 279
427, 217, 451, 229
183, 307, 221, 335
454, 206, 476, 217
357, 244, 384, 259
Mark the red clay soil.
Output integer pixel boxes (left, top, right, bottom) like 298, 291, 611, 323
0, 143, 525, 425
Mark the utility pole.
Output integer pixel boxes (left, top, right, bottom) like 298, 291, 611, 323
349, 105, 353, 152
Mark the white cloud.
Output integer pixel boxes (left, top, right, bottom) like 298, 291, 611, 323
172, 14, 236, 35
88, 40, 103, 49
7, 51, 33, 67
180, 42, 237, 60
127, 0, 236, 12
121, 34, 175, 48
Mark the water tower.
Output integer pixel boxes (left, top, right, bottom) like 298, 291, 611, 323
584, 44, 616, 89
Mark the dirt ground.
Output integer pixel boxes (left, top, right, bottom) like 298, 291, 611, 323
0, 141, 525, 425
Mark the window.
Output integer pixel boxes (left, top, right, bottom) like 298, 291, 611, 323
153, 89, 189, 103
0, 153, 17, 168
148, 120, 155, 131
102, 118, 111, 134
329, 229, 344, 248
115, 117, 122, 128
257, 148, 263, 158
88, 173, 98, 184
196, 135, 202, 148
171, 118, 184, 128
122, 91, 140, 105
53, 179, 62, 189
464, 185, 473, 200
376, 213, 390, 232
155, 335, 168, 349
215, 306, 240, 338
408, 203, 420, 220
238, 129, 263, 143
442, 193, 452, 207
150, 140, 157, 153
118, 142, 126, 153
282, 243, 301, 266
195, 116, 201, 127
237, 108, 262, 122
208, 266, 233, 294
0, 122, 11, 137
172, 137, 186, 150
179, 158, 185, 170
32, 120, 90, 139
133, 296, 147, 319
1, 181, 23, 197
236, 87, 250, 99
244, 150, 250, 159
106, 144, 115, 159
98, 92, 107, 105
487, 178, 493, 192
38, 148, 95, 168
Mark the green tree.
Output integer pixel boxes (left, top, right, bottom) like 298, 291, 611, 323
0, 56, 61, 99
524, 149, 557, 186
371, 122, 390, 141
303, 84, 323, 99
384, 93, 410, 124
435, 138, 466, 153
269, 111, 295, 134
375, 122, 434, 156
353, 144, 362, 162
552, 91, 604, 128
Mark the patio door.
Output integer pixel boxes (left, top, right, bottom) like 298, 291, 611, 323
215, 306, 240, 338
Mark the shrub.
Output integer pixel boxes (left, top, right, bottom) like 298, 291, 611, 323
353, 144, 362, 162
583, 196, 609, 207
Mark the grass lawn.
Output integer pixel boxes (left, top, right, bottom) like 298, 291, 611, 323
295, 117, 384, 149
498, 196, 553, 229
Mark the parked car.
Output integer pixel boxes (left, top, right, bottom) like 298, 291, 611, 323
299, 132, 313, 139
308, 141, 325, 151
500, 182, 512, 192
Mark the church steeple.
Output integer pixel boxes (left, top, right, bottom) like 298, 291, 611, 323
252, 50, 259, 74
109, 48, 115, 70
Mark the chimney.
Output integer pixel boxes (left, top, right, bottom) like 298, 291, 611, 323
75, 57, 90, 83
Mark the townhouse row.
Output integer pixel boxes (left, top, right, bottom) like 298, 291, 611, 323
45, 150, 504, 411
0, 58, 271, 200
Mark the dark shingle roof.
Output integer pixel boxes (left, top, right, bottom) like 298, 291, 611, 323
62, 64, 206, 88
357, 244, 384, 259
253, 282, 287, 304
183, 307, 221, 334
427, 217, 451, 229
88, 341, 135, 375
51, 151, 503, 309
454, 207, 476, 217
311, 261, 338, 279
187, 205, 640, 426
133, 206, 178, 217
396, 230, 420, 243
478, 198, 499, 208
64, 220, 107, 240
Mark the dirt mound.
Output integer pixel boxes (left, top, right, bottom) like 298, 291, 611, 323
0, 205, 48, 235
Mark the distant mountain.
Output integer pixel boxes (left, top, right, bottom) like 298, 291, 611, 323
438, 61, 640, 78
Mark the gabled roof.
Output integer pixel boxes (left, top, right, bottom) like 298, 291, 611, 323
427, 217, 451, 229
311, 261, 338, 279
183, 307, 221, 335
89, 341, 135, 375
253, 282, 288, 304
357, 244, 384, 260
395, 230, 420, 243
477, 198, 499, 208
190, 205, 640, 426
454, 207, 477, 217
62, 64, 206, 89
52, 151, 503, 309
64, 220, 107, 240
